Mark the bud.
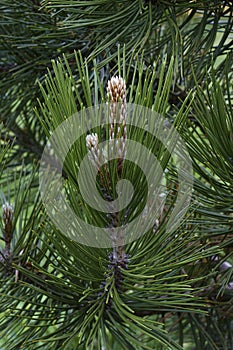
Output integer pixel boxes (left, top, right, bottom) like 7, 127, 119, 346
2, 202, 14, 251
107, 76, 126, 104
107, 76, 127, 161
86, 133, 101, 167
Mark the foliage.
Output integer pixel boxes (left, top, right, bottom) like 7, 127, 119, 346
0, 1, 233, 349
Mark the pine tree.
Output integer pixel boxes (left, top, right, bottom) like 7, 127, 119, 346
0, 1, 233, 349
